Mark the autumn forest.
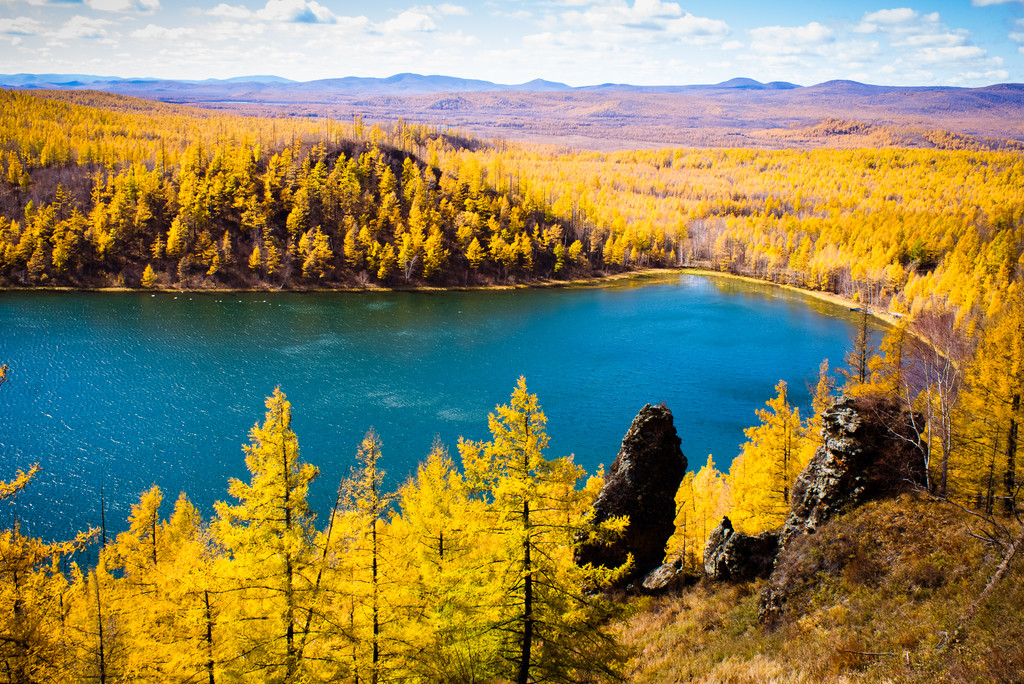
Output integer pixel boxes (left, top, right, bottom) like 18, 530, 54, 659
2, 86, 1024, 682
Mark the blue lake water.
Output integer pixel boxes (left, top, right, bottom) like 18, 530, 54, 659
0, 274, 882, 540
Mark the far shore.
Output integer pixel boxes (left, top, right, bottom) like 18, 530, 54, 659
0, 267, 679, 296
681, 268, 900, 328
1, 265, 896, 327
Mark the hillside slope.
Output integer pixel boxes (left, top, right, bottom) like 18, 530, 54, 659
618, 494, 1023, 682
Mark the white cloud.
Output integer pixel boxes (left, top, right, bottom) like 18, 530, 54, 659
6, 0, 84, 5
208, 3, 252, 20
256, 0, 336, 23
721, 39, 743, 51
53, 15, 113, 40
204, 0, 471, 36
495, 8, 531, 19
85, 0, 158, 12
568, 0, 681, 32
208, 0, 337, 23
855, 8, 950, 43
1011, 18, 1024, 44
894, 30, 969, 48
436, 29, 478, 46
0, 0, 155, 8
946, 69, 1011, 84
749, 22, 833, 55
378, 9, 437, 33
916, 45, 989, 63
845, 7, 1004, 79
552, 0, 728, 49
331, 15, 372, 33
859, 8, 928, 28
0, 17, 43, 35
665, 13, 729, 39
131, 23, 194, 40
204, 20, 266, 40
971, 0, 1023, 6
436, 3, 468, 16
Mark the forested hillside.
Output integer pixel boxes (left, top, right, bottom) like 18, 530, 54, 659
464, 144, 1024, 317
0, 89, 590, 289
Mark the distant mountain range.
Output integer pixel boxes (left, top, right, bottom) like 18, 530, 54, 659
0, 71, 848, 95
5, 72, 1022, 150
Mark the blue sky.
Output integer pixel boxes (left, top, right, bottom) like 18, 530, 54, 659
0, 0, 1021, 86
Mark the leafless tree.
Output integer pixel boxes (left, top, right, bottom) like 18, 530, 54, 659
902, 309, 973, 498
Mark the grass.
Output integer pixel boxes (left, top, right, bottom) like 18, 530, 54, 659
611, 493, 1024, 682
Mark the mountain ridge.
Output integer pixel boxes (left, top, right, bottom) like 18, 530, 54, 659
6, 72, 1022, 151
12, 71, 1021, 94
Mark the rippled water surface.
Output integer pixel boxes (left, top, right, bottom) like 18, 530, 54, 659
0, 274, 882, 539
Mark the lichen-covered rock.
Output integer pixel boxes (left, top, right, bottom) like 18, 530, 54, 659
777, 394, 926, 550
702, 517, 736, 579
703, 516, 779, 582
758, 394, 927, 624
575, 403, 687, 588
640, 558, 696, 594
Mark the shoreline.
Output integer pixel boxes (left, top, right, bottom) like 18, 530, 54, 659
0, 267, 683, 295
681, 268, 899, 328
0, 266, 895, 328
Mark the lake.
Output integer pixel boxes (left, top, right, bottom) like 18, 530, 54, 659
0, 274, 882, 540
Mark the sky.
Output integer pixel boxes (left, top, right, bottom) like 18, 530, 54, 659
0, 0, 1022, 87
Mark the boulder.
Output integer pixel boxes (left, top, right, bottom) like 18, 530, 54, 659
702, 516, 779, 582
640, 558, 696, 594
758, 394, 927, 624
575, 403, 687, 588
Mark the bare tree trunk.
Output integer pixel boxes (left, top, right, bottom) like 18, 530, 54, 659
298, 483, 343, 659
1004, 395, 1019, 514
281, 430, 297, 683
517, 499, 533, 684
372, 516, 379, 684
204, 590, 215, 684
957, 523, 1024, 640
95, 571, 106, 684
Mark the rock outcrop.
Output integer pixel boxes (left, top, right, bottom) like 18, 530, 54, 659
575, 403, 687, 588
776, 394, 927, 550
702, 517, 779, 582
758, 394, 927, 624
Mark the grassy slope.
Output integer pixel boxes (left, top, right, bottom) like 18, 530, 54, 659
615, 494, 1024, 683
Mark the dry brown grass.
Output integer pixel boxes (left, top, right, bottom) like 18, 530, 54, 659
611, 494, 1024, 683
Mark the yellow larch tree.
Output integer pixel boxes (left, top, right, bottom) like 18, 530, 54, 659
667, 455, 728, 570
385, 440, 497, 682
459, 377, 628, 684
0, 465, 96, 683
727, 380, 807, 534
956, 284, 1024, 512
211, 388, 319, 683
